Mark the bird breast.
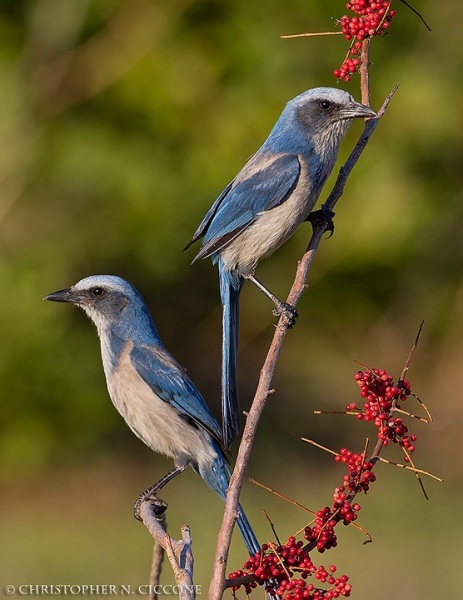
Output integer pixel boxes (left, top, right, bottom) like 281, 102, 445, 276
103, 343, 219, 471
218, 159, 321, 275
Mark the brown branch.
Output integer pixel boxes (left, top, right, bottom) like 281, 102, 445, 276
250, 478, 315, 515
370, 321, 423, 466
399, 0, 432, 31
149, 534, 165, 600
314, 409, 358, 417
262, 509, 282, 546
411, 393, 433, 423
300, 437, 338, 456
360, 39, 371, 107
399, 320, 424, 382
224, 573, 257, 590
139, 502, 195, 600
269, 541, 293, 579
402, 447, 429, 499
280, 31, 344, 38
394, 407, 429, 423
322, 83, 399, 217
377, 456, 443, 482
208, 82, 398, 600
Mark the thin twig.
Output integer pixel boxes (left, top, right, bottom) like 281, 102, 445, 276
300, 437, 338, 457
394, 407, 429, 423
402, 447, 429, 499
397, 322, 433, 421
255, 478, 373, 544
399, 0, 432, 31
368, 322, 423, 465
314, 410, 358, 416
280, 31, 344, 38
411, 393, 433, 423
149, 512, 167, 600
350, 521, 372, 543
361, 438, 370, 464
322, 83, 399, 217
268, 542, 292, 579
139, 502, 195, 600
224, 573, 258, 590
262, 509, 282, 546
377, 456, 443, 482
250, 478, 316, 515
293, 520, 316, 538
399, 320, 424, 381
352, 358, 374, 372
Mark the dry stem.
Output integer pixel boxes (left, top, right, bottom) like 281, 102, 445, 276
149, 513, 166, 600
250, 478, 315, 515
139, 502, 195, 600
280, 31, 344, 38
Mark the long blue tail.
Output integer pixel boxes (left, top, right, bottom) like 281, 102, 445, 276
199, 450, 260, 556
219, 264, 243, 449
235, 500, 261, 556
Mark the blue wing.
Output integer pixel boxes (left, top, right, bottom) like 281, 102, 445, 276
189, 152, 301, 261
130, 344, 224, 444
183, 182, 234, 252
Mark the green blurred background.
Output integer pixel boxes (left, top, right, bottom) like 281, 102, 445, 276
0, 0, 461, 597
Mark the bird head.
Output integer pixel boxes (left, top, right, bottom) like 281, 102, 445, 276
266, 87, 376, 155
264, 87, 377, 159
44, 275, 152, 338
292, 87, 376, 131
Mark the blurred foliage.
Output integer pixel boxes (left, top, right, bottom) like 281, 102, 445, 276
0, 1, 462, 598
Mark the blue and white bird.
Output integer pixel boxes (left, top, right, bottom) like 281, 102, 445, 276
184, 87, 376, 449
45, 275, 260, 555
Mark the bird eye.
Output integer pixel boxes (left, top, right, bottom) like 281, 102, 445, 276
319, 100, 332, 110
91, 287, 105, 297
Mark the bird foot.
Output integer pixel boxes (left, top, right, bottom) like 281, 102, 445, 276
306, 208, 335, 238
133, 491, 168, 522
272, 301, 298, 328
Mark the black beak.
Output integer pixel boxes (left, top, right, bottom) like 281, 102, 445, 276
346, 101, 377, 119
44, 288, 76, 303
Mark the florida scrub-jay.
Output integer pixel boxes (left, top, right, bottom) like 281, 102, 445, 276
45, 275, 260, 555
184, 87, 376, 448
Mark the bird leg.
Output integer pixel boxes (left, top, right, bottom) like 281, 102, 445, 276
305, 208, 336, 239
133, 465, 186, 521
243, 274, 298, 327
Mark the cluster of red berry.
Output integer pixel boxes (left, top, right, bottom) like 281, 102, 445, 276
228, 366, 421, 598
333, 1, 396, 81
342, 1, 396, 40
334, 448, 376, 493
303, 449, 375, 555
304, 508, 339, 554
228, 444, 378, 596
347, 369, 417, 459
228, 538, 351, 599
